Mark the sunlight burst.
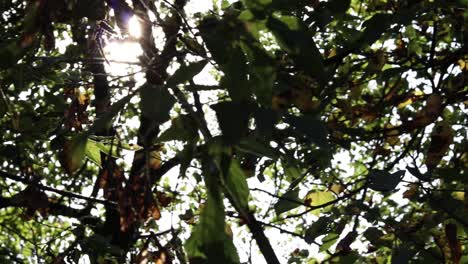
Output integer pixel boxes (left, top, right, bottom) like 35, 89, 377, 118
128, 16, 142, 38
103, 16, 143, 74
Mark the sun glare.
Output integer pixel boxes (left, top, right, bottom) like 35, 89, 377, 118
128, 16, 142, 38
104, 41, 142, 62
103, 16, 143, 74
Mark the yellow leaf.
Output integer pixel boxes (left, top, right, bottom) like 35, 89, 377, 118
304, 191, 335, 216
414, 89, 424, 96
330, 184, 345, 195
453, 192, 464, 201
327, 48, 337, 58
458, 59, 467, 71
397, 97, 413, 109
77, 92, 90, 105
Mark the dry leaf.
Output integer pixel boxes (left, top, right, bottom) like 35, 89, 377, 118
425, 121, 454, 170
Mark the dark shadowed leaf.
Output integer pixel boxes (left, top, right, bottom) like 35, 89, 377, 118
219, 47, 250, 102
236, 137, 278, 159
391, 244, 416, 264
287, 114, 328, 148
267, 16, 325, 80
140, 85, 175, 124
368, 170, 405, 192
304, 217, 331, 244
406, 166, 431, 181
358, 13, 392, 47
212, 101, 251, 144
253, 107, 278, 139
89, 91, 136, 134
166, 60, 208, 87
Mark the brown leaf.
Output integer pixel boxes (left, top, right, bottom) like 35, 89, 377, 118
19, 32, 37, 48
425, 121, 454, 170
149, 205, 161, 220
156, 192, 172, 207
329, 184, 345, 195
384, 124, 400, 146
402, 184, 419, 199
336, 231, 357, 253
11, 186, 49, 218
149, 150, 162, 170
409, 94, 443, 129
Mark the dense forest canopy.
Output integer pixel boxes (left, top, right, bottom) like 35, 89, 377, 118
0, 0, 467, 263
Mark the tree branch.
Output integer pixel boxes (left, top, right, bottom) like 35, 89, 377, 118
0, 170, 116, 206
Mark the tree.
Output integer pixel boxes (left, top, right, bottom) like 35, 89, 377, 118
0, 0, 467, 263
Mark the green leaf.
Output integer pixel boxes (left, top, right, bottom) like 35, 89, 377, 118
84, 234, 124, 256
84, 139, 102, 166
285, 165, 304, 190
304, 191, 335, 215
320, 233, 339, 252
241, 41, 276, 105
180, 36, 207, 57
274, 188, 302, 215
309, 0, 351, 29
364, 227, 387, 247
225, 158, 250, 210
178, 142, 196, 177
368, 170, 405, 192
212, 101, 251, 144
166, 60, 208, 87
198, 17, 231, 64
185, 190, 240, 263
62, 135, 88, 175
140, 84, 175, 123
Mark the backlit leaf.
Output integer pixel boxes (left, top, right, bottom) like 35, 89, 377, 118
304, 191, 335, 215
60, 135, 88, 175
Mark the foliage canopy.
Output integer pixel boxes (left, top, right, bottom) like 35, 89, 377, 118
0, 0, 467, 263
